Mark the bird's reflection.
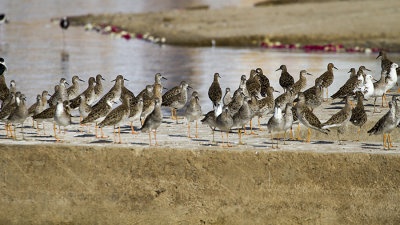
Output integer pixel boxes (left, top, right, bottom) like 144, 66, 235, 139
60, 50, 69, 76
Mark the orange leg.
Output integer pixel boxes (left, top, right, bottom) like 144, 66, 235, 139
250, 120, 258, 135
258, 118, 264, 131
238, 128, 242, 145
149, 131, 152, 146
188, 122, 192, 138
290, 127, 294, 140
383, 134, 387, 149
305, 128, 311, 143
170, 108, 174, 120
5, 123, 9, 138
388, 134, 394, 148
243, 124, 250, 135
397, 82, 400, 93
118, 126, 122, 144
113, 126, 116, 143
43, 123, 46, 135
221, 131, 225, 147
154, 129, 158, 146
131, 122, 137, 134
9, 124, 14, 138
101, 127, 107, 139
95, 124, 99, 138
226, 130, 232, 147
276, 134, 280, 149
195, 121, 199, 138
53, 123, 60, 142
271, 134, 275, 149
382, 94, 388, 107
296, 123, 302, 141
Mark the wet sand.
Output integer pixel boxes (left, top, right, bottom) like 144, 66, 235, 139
69, 0, 400, 51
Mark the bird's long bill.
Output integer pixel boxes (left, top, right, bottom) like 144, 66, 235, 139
101, 77, 105, 80
274, 90, 280, 93
111, 79, 115, 82
163, 87, 168, 90
124, 78, 129, 81
376, 54, 381, 59
65, 82, 70, 86
333, 66, 338, 70
275, 68, 281, 71
162, 77, 167, 80
347, 69, 352, 73
217, 74, 221, 78
307, 73, 312, 76
188, 86, 193, 89
79, 78, 85, 82
365, 68, 371, 71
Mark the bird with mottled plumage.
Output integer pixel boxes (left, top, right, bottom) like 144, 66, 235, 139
331, 68, 364, 99
0, 92, 19, 121
216, 107, 234, 147
275, 88, 295, 109
201, 110, 218, 142
208, 73, 222, 108
227, 88, 245, 116
141, 84, 162, 122
322, 96, 352, 144
223, 87, 232, 107
7, 94, 28, 140
277, 65, 294, 92
184, 91, 202, 138
80, 95, 114, 139
99, 95, 131, 144
315, 63, 337, 100
292, 70, 312, 95
141, 98, 162, 146
246, 70, 261, 97
295, 92, 329, 142
128, 96, 143, 134
350, 91, 367, 141
67, 76, 85, 100
232, 96, 251, 144
93, 74, 105, 103
48, 85, 59, 107
0, 58, 9, 102
377, 50, 392, 74
368, 98, 398, 150
28, 95, 43, 117
138, 85, 154, 102
69, 77, 96, 109
256, 68, 270, 97
282, 103, 294, 145
78, 95, 92, 120
50, 78, 69, 106
162, 81, 190, 123
267, 105, 284, 148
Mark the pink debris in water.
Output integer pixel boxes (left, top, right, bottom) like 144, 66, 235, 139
122, 34, 131, 40
136, 34, 143, 39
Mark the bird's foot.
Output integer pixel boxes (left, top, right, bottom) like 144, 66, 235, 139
250, 132, 258, 135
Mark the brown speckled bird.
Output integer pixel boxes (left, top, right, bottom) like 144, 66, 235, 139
208, 73, 222, 108
315, 63, 337, 101
256, 68, 270, 97
277, 65, 294, 93
350, 91, 367, 141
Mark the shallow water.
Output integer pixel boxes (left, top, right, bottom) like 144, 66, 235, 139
1, 0, 399, 112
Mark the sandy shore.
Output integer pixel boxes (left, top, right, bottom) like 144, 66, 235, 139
69, 0, 400, 51
1, 143, 400, 224
0, 98, 398, 150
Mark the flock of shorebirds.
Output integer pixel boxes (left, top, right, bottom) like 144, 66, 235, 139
0, 50, 399, 149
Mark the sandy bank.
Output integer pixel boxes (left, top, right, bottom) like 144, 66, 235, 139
1, 144, 400, 224
69, 0, 400, 51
